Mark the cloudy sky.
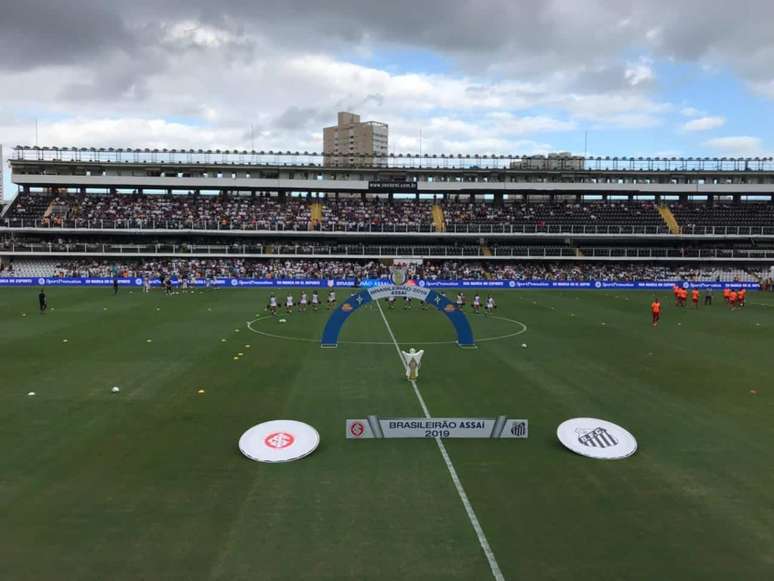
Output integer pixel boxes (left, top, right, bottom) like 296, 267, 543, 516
3, 0, 774, 198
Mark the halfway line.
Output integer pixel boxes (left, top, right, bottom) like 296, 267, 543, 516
374, 299, 505, 581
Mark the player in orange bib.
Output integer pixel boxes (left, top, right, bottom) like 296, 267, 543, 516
723, 287, 731, 303
738, 288, 746, 307
679, 287, 688, 307
728, 289, 738, 309
673, 285, 681, 306
691, 288, 699, 308
651, 298, 661, 326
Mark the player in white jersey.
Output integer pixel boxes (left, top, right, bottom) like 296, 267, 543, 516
268, 293, 278, 314
143, 276, 151, 293
485, 295, 496, 314
472, 293, 481, 314
311, 291, 320, 311
456, 292, 465, 310
286, 293, 294, 313
387, 295, 396, 309
299, 291, 308, 312
327, 290, 336, 310
403, 296, 412, 310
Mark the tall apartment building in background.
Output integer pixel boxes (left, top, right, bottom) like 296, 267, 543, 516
323, 112, 388, 167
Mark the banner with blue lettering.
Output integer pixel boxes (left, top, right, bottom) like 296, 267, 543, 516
0, 277, 761, 290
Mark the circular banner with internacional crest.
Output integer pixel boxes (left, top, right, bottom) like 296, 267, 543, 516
556, 417, 638, 460
239, 420, 320, 463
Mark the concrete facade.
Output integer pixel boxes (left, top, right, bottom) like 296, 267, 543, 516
323, 112, 388, 167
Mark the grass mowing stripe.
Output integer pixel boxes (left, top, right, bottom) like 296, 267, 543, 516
375, 298, 506, 581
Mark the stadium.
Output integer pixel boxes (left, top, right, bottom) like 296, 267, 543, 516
2, 143, 774, 579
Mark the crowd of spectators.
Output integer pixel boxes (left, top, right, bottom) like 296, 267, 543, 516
41, 193, 313, 230
413, 261, 679, 281
0, 235, 482, 257
443, 201, 664, 230
3, 192, 54, 220
24, 258, 764, 283
51, 258, 391, 280
670, 202, 774, 232
6, 234, 774, 262
3, 192, 437, 231
4, 192, 774, 233
321, 199, 433, 231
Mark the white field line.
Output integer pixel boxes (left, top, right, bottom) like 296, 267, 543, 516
245, 315, 527, 346
374, 299, 505, 581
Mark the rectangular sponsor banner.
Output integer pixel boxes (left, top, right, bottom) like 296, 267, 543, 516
0, 277, 761, 290
368, 180, 418, 193
346, 416, 528, 439
0, 277, 358, 288
367, 284, 430, 301
417, 280, 761, 290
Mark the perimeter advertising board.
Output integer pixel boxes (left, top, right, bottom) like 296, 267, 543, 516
0, 277, 761, 290
346, 416, 528, 439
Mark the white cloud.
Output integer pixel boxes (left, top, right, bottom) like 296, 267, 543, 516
680, 106, 704, 117
0, 47, 666, 161
161, 20, 248, 50
484, 113, 576, 134
0, 117, 244, 151
624, 58, 655, 87
703, 136, 763, 155
681, 116, 725, 132
645, 27, 663, 45
553, 93, 672, 129
750, 79, 774, 99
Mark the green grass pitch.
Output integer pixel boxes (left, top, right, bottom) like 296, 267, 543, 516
1, 287, 773, 580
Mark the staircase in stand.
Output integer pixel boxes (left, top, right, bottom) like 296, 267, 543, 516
310, 202, 323, 230
432, 204, 446, 232
658, 204, 681, 235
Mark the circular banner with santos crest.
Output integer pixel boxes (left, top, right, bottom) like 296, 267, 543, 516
557, 418, 637, 460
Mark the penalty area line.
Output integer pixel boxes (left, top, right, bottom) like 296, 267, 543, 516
375, 300, 505, 581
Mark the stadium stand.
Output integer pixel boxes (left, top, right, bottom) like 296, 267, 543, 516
4, 258, 59, 277
4, 234, 774, 261
670, 202, 774, 234
3, 191, 55, 222
42, 193, 314, 230
3, 257, 767, 283
443, 201, 666, 233
320, 199, 434, 231
5, 192, 774, 236
2, 148, 773, 291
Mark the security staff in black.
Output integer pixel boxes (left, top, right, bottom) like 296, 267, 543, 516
38, 288, 47, 313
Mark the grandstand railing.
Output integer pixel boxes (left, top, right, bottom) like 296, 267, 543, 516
3, 217, 774, 236
3, 242, 774, 261
11, 146, 774, 172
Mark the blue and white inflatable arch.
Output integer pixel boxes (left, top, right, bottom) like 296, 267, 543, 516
321, 285, 475, 348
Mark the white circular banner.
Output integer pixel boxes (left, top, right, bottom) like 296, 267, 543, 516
239, 420, 320, 463
557, 417, 637, 460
